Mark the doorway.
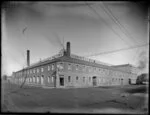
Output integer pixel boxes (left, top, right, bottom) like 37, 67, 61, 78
92, 76, 97, 86
129, 78, 131, 84
60, 77, 64, 86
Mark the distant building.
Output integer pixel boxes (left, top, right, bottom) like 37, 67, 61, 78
112, 64, 140, 84
13, 42, 137, 88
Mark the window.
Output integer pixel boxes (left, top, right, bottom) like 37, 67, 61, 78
33, 76, 35, 82
41, 67, 44, 72
27, 78, 29, 83
33, 69, 35, 73
37, 76, 39, 83
48, 76, 50, 83
82, 65, 85, 71
41, 75, 44, 84
89, 77, 91, 82
30, 77, 31, 82
68, 64, 72, 70
83, 77, 85, 82
34, 76, 36, 83
86, 66, 89, 72
52, 64, 54, 70
57, 63, 64, 70
68, 76, 71, 82
76, 76, 78, 81
89, 67, 91, 72
48, 66, 50, 71
37, 68, 39, 73
52, 76, 54, 82
112, 78, 114, 81
76, 65, 79, 70
89, 67, 93, 72
30, 70, 32, 74
31, 77, 33, 82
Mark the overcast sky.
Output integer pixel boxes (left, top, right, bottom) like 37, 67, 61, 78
2, 2, 149, 75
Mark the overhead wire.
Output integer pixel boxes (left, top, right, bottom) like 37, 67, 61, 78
100, 2, 144, 63
84, 2, 131, 47
84, 2, 148, 60
100, 2, 140, 45
84, 43, 149, 57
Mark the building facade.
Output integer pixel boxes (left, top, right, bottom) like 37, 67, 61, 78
12, 42, 137, 88
112, 64, 139, 84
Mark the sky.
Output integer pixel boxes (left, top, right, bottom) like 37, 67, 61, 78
2, 1, 149, 76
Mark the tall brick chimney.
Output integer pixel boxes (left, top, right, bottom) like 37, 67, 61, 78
27, 50, 30, 67
66, 42, 70, 56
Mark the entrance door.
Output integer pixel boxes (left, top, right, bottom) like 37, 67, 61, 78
92, 76, 97, 86
129, 78, 131, 84
60, 77, 64, 86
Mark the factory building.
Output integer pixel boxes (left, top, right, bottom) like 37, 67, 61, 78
112, 64, 139, 84
12, 42, 138, 88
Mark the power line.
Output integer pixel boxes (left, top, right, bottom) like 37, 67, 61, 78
100, 2, 140, 45
100, 2, 144, 62
84, 43, 149, 57
132, 48, 141, 63
85, 2, 131, 47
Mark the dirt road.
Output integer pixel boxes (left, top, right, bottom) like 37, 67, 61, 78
2, 81, 148, 114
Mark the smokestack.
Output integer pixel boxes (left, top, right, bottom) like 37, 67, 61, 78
27, 50, 30, 67
66, 42, 70, 56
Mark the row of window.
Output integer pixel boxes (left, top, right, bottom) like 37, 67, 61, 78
67, 76, 123, 83
17, 75, 124, 85
15, 62, 129, 77
16, 64, 55, 76
17, 76, 54, 83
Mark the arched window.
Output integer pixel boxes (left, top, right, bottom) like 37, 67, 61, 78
37, 68, 39, 73
83, 77, 85, 82
33, 76, 35, 83
89, 77, 91, 82
37, 76, 39, 83
41, 67, 44, 72
48, 66, 50, 71
51, 76, 54, 82
34, 76, 36, 83
52, 64, 55, 70
48, 76, 50, 83
112, 78, 114, 82
76, 65, 79, 71
76, 76, 79, 81
31, 77, 33, 83
68, 76, 71, 82
68, 64, 72, 70
41, 75, 44, 84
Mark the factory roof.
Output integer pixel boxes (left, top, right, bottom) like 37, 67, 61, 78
17, 54, 135, 74
112, 64, 137, 68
